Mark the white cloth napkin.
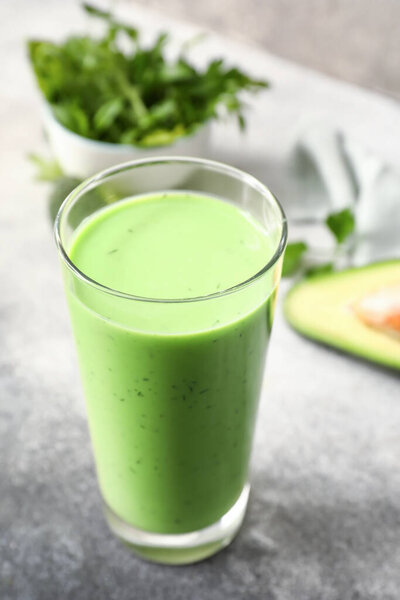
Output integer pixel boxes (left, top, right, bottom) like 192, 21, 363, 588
290, 123, 400, 264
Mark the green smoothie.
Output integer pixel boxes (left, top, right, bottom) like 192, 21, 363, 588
65, 191, 277, 534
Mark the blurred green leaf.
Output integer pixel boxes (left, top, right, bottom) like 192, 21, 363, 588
94, 97, 124, 131
326, 208, 355, 244
282, 242, 308, 277
28, 153, 63, 181
82, 3, 111, 20
52, 103, 90, 136
305, 262, 334, 278
139, 124, 186, 147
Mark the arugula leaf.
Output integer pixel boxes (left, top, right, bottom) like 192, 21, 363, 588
28, 153, 63, 181
94, 97, 124, 132
326, 208, 355, 244
52, 103, 90, 136
282, 242, 308, 277
82, 3, 111, 20
283, 207, 356, 278
304, 263, 334, 278
27, 4, 268, 146
82, 3, 138, 40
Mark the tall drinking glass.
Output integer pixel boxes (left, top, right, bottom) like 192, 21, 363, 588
55, 157, 287, 564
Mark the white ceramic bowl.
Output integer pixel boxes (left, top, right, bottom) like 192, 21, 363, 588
41, 103, 211, 179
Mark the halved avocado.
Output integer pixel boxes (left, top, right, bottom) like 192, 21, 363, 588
284, 260, 400, 370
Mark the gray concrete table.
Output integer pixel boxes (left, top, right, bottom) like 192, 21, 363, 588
1, 1, 399, 599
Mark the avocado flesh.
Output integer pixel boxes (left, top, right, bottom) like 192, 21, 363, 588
284, 260, 400, 370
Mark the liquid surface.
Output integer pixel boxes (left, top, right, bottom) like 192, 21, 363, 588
66, 192, 277, 533
70, 192, 273, 299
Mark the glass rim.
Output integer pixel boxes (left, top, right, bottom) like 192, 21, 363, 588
54, 156, 288, 304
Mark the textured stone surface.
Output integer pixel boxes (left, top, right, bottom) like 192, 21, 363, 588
1, 1, 400, 599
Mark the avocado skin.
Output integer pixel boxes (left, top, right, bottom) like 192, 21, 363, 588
284, 260, 400, 370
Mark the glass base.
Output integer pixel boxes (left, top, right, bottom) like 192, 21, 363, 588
103, 483, 250, 565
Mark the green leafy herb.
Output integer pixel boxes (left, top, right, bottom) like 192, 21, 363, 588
326, 208, 355, 244
304, 262, 334, 279
282, 242, 308, 277
28, 153, 63, 181
27, 3, 268, 146
282, 206, 356, 279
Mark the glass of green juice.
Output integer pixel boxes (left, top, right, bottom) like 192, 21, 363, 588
55, 157, 287, 564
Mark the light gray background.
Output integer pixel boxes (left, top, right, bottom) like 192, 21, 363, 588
129, 0, 400, 98
1, 1, 399, 599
